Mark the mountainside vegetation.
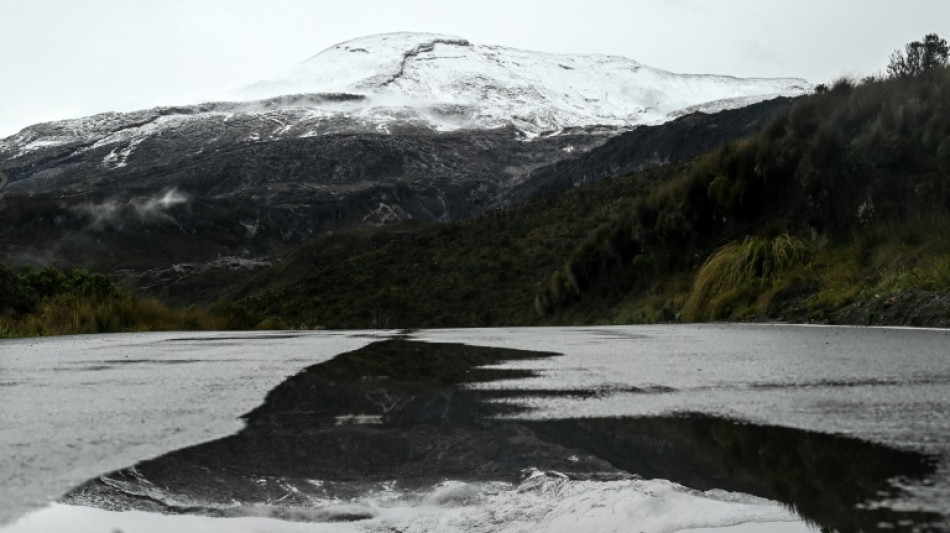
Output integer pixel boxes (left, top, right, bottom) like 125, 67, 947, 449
234, 163, 679, 329
239, 50, 950, 329
534, 60, 950, 325
0, 263, 260, 337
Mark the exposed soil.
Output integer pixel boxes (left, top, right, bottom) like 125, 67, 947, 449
826, 290, 950, 328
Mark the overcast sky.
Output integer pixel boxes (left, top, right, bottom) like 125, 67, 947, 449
2, 0, 948, 137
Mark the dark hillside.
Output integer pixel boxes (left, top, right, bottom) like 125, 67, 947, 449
503, 97, 795, 204
539, 70, 950, 324
238, 164, 681, 328
244, 70, 950, 328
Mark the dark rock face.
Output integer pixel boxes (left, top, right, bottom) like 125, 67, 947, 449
501, 97, 796, 205
5, 126, 589, 202
0, 124, 603, 271
63, 339, 941, 532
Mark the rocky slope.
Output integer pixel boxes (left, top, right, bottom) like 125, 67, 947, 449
501, 97, 796, 205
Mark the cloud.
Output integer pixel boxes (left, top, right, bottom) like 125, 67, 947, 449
72, 188, 190, 230
133, 189, 189, 218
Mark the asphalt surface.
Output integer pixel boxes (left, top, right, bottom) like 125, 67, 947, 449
2, 325, 949, 528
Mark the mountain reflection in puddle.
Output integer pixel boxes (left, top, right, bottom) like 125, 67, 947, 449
18, 340, 943, 532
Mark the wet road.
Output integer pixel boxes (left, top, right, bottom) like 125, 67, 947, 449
417, 325, 950, 454
2, 325, 949, 528
0, 331, 381, 524
419, 324, 950, 517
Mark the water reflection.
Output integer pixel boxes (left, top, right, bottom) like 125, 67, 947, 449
528, 417, 940, 532
63, 340, 941, 532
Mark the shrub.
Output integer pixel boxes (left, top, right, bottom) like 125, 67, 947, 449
937, 137, 950, 174
0, 262, 266, 337
0, 264, 38, 315
683, 235, 812, 321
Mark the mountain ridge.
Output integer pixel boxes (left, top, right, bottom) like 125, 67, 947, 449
3, 32, 810, 159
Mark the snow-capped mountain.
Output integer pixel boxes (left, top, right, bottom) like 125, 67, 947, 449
0, 32, 807, 278
236, 32, 809, 134
1, 32, 809, 164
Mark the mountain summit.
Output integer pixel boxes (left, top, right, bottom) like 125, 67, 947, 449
1, 32, 810, 163
235, 32, 810, 134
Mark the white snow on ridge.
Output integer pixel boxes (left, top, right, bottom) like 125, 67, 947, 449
0, 32, 811, 158
234, 32, 811, 133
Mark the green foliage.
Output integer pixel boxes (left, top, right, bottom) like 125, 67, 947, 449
707, 173, 746, 213
683, 235, 812, 321
537, 66, 950, 323
0, 263, 267, 337
937, 136, 950, 174
0, 263, 39, 315
888, 33, 949, 78
4, 294, 219, 337
20, 267, 117, 300
0, 265, 121, 321
862, 222, 950, 294
239, 164, 679, 328
208, 302, 260, 330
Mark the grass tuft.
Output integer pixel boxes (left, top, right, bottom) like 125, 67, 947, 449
683, 235, 812, 321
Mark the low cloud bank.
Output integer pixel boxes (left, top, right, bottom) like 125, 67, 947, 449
73, 189, 189, 230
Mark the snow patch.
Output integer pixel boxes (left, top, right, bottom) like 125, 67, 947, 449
101, 137, 144, 169
72, 189, 189, 229
362, 202, 410, 225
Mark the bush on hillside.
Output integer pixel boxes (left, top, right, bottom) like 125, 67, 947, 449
0, 263, 271, 337
682, 235, 811, 321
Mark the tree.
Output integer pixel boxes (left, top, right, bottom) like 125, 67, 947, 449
887, 33, 949, 78
0, 264, 38, 315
